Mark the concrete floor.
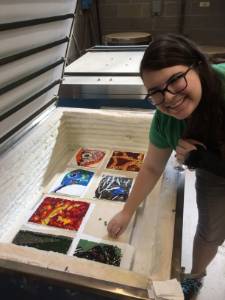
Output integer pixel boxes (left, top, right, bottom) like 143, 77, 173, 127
182, 170, 225, 300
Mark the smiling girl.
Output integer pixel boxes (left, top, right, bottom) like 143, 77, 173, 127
107, 34, 225, 300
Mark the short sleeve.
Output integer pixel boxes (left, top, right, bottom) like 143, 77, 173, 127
149, 111, 170, 148
212, 63, 225, 92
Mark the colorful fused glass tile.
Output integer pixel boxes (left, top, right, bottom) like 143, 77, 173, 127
53, 169, 94, 192
29, 197, 90, 231
13, 230, 72, 254
95, 175, 133, 202
75, 148, 105, 167
73, 239, 122, 266
106, 151, 144, 172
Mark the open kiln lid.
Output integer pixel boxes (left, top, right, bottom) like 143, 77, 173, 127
0, 0, 77, 147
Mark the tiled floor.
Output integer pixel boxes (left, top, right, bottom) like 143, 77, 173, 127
182, 170, 225, 300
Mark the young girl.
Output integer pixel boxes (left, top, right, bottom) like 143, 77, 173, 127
107, 34, 225, 300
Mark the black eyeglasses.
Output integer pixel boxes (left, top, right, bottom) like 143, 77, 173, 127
145, 65, 193, 106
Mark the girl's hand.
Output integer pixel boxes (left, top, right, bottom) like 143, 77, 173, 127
107, 210, 133, 239
176, 139, 206, 165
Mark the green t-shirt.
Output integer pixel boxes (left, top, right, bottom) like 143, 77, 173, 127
149, 63, 225, 150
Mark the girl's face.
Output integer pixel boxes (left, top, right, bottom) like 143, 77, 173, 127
142, 65, 202, 120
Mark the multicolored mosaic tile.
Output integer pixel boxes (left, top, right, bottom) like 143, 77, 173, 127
95, 175, 133, 202
29, 197, 90, 231
50, 169, 94, 197
75, 148, 106, 167
106, 151, 144, 172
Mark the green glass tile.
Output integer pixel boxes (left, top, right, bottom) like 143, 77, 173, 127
13, 230, 72, 254
74, 239, 122, 266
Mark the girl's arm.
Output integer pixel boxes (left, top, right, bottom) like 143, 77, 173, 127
107, 143, 172, 238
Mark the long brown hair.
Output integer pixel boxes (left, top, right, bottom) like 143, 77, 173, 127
140, 33, 225, 157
